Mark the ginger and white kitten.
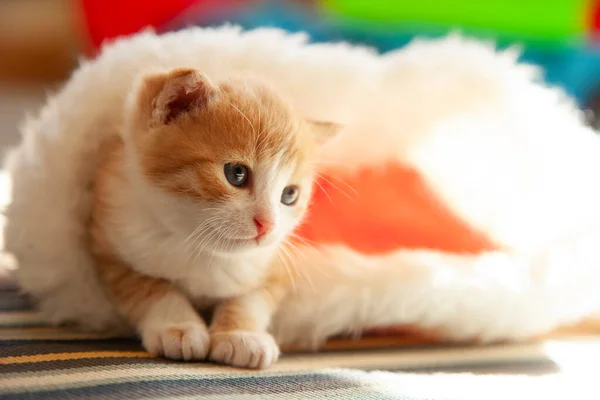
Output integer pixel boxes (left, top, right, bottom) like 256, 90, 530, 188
89, 68, 339, 369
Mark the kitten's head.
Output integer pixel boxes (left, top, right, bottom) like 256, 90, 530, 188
124, 68, 340, 254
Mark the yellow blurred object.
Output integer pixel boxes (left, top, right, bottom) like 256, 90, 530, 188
0, 0, 83, 83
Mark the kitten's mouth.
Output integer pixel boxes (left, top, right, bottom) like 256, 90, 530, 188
208, 233, 277, 254
208, 230, 275, 251
227, 234, 273, 248
226, 236, 262, 245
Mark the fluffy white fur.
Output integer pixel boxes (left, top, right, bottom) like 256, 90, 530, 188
3, 26, 380, 331
5, 26, 600, 345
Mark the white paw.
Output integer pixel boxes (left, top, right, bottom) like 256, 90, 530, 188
209, 331, 280, 369
142, 322, 210, 361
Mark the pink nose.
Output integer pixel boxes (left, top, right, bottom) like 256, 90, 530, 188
254, 217, 274, 238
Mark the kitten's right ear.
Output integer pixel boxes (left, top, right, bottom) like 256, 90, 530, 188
136, 68, 216, 125
307, 120, 343, 146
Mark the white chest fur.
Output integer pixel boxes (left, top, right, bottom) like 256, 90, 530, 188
173, 254, 268, 306
105, 177, 272, 305
113, 214, 270, 297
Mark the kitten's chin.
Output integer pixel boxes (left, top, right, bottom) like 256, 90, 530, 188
210, 235, 280, 255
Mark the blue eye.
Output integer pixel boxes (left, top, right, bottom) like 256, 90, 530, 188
224, 163, 249, 187
281, 185, 299, 206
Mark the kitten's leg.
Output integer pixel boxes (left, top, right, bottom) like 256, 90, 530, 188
209, 283, 285, 369
96, 257, 209, 361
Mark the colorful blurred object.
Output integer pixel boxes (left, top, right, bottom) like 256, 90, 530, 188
80, 0, 600, 110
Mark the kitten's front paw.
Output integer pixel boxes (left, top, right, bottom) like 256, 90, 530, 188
209, 331, 280, 369
142, 322, 210, 361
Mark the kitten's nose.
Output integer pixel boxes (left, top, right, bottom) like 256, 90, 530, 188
254, 217, 274, 238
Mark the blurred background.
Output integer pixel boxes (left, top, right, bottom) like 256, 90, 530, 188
1, 0, 600, 152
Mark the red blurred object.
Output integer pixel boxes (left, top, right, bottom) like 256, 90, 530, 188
80, 0, 198, 49
591, 0, 600, 34
295, 163, 497, 256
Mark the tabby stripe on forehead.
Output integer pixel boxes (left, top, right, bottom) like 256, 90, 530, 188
257, 145, 298, 173
144, 155, 214, 177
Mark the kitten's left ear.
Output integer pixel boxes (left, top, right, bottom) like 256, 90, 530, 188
307, 120, 343, 146
136, 68, 217, 126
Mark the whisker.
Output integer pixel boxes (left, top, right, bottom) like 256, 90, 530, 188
257, 116, 270, 140
183, 215, 223, 252
185, 227, 215, 265
183, 216, 221, 246
321, 172, 358, 196
220, 224, 237, 252
204, 220, 232, 268
318, 175, 356, 202
286, 238, 333, 281
192, 219, 227, 265
314, 180, 335, 205
276, 245, 297, 293
289, 233, 318, 247
257, 118, 288, 154
255, 96, 263, 144
181, 224, 217, 264
228, 101, 256, 136
280, 241, 316, 292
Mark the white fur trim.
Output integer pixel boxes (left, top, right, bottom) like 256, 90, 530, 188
4, 26, 600, 341
273, 240, 600, 348
3, 26, 381, 329
378, 36, 600, 253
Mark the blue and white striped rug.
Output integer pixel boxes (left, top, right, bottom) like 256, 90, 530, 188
1, 270, 599, 399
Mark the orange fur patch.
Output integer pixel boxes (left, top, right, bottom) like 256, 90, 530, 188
128, 70, 319, 203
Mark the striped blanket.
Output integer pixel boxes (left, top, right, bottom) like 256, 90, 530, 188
1, 271, 599, 399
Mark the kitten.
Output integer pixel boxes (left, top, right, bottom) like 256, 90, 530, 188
89, 68, 339, 369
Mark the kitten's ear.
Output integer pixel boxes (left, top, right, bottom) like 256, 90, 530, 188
138, 68, 216, 125
307, 120, 343, 146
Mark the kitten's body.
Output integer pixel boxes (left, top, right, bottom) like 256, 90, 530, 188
4, 27, 376, 342
89, 68, 336, 368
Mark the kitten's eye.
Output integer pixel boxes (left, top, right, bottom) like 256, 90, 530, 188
224, 163, 249, 187
281, 185, 300, 206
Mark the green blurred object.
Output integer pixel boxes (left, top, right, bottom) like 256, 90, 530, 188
321, 0, 591, 45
